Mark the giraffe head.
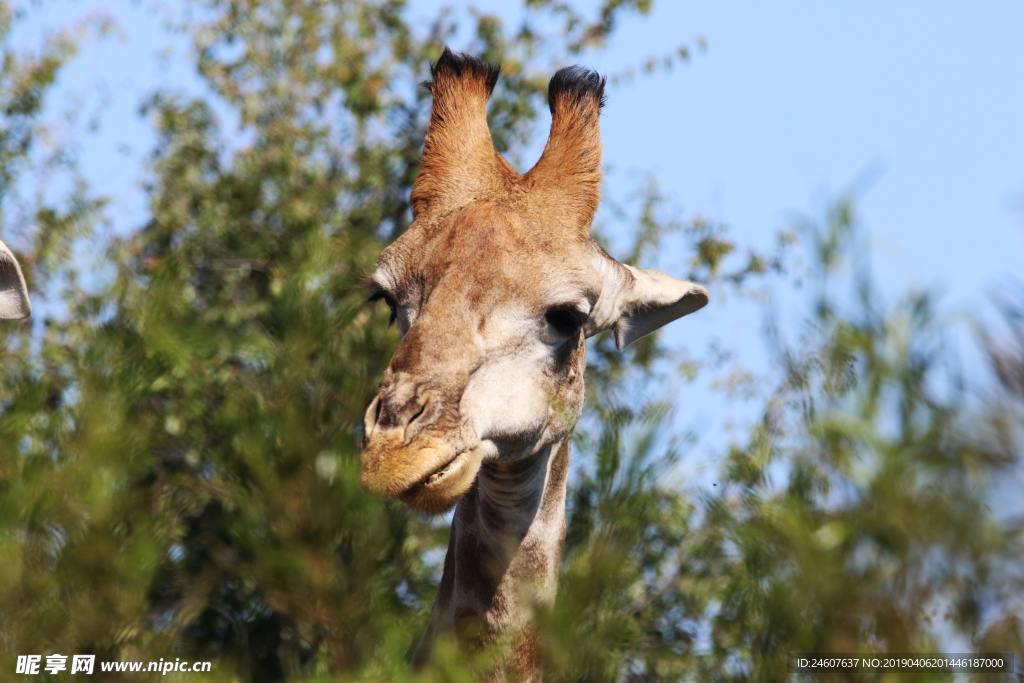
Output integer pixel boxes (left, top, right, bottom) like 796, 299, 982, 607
360, 50, 708, 514
0, 239, 31, 321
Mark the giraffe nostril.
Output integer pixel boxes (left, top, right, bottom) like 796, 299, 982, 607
363, 395, 382, 445
402, 396, 433, 444
365, 385, 439, 446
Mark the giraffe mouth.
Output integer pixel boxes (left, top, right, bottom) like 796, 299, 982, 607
400, 448, 484, 513
421, 451, 465, 486
404, 449, 468, 492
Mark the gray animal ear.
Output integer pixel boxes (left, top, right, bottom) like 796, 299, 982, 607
0, 240, 32, 320
587, 249, 708, 350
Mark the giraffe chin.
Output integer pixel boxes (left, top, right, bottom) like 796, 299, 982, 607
400, 448, 484, 515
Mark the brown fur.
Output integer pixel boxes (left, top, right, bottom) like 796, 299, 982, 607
411, 49, 518, 223
522, 67, 605, 235
360, 200, 595, 514
363, 50, 608, 680
360, 49, 708, 680
412, 49, 604, 237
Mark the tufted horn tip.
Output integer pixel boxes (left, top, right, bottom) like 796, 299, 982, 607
548, 65, 606, 115
429, 47, 500, 98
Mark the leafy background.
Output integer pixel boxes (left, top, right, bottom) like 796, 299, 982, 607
1, 1, 1022, 681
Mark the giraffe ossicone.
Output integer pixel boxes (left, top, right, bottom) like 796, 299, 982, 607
360, 47, 708, 679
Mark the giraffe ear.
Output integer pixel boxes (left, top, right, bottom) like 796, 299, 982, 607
587, 250, 708, 349
0, 240, 31, 320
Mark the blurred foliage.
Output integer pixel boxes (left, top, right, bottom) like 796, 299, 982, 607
1, 1, 1022, 681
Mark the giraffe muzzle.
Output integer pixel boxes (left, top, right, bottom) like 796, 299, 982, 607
360, 383, 483, 513
359, 430, 484, 514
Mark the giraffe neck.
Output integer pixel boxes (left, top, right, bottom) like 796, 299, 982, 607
414, 440, 570, 679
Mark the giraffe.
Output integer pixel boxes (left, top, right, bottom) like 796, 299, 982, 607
0, 239, 31, 320
360, 48, 708, 680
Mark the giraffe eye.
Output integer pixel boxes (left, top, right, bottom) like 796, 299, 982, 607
545, 305, 587, 336
369, 289, 398, 326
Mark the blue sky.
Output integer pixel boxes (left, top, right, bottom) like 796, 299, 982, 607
19, 1, 1022, 293
13, 1, 1024, 470
610, 2, 1024, 279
